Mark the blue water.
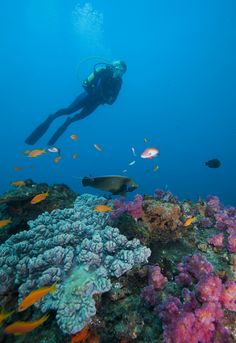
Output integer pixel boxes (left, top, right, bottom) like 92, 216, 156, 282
0, 0, 235, 205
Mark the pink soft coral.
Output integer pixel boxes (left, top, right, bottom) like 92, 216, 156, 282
110, 195, 143, 221
196, 274, 223, 302
220, 281, 236, 311
208, 233, 224, 248
126, 194, 143, 220
228, 234, 236, 253
149, 265, 167, 290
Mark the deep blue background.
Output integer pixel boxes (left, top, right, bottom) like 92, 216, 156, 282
0, 0, 235, 205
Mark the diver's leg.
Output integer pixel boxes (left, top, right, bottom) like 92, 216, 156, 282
50, 92, 89, 118
47, 102, 100, 146
25, 92, 89, 145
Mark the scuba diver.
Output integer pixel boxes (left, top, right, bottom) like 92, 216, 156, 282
25, 60, 127, 146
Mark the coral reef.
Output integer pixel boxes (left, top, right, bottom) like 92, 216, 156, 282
1, 187, 236, 343
0, 179, 76, 244
141, 199, 183, 242
0, 194, 151, 335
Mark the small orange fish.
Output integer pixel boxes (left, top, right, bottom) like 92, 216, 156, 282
54, 156, 62, 164
11, 181, 26, 187
70, 134, 79, 141
94, 144, 102, 152
0, 219, 12, 229
30, 192, 49, 205
4, 314, 49, 335
28, 149, 46, 158
14, 167, 23, 171
0, 310, 14, 324
95, 205, 113, 212
18, 283, 57, 312
183, 216, 197, 227
72, 153, 78, 159
71, 325, 90, 343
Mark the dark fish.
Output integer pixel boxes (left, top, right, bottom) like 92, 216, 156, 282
205, 158, 221, 168
82, 175, 138, 195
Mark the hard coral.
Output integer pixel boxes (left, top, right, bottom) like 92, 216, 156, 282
142, 199, 182, 242
0, 194, 151, 334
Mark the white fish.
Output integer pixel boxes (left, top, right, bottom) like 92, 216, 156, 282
47, 146, 60, 154
129, 160, 136, 166
131, 147, 136, 156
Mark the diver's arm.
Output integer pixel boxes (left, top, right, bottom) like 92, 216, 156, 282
105, 78, 122, 105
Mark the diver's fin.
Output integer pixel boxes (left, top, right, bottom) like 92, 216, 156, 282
25, 115, 55, 145
47, 117, 71, 146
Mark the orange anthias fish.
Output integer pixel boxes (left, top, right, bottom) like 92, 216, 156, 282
11, 181, 26, 187
94, 144, 102, 152
0, 219, 12, 229
54, 156, 62, 164
70, 134, 79, 141
4, 314, 49, 335
183, 216, 197, 227
30, 192, 49, 205
71, 325, 90, 343
14, 167, 23, 171
95, 205, 113, 212
0, 310, 14, 325
18, 283, 57, 312
27, 149, 46, 158
72, 153, 78, 159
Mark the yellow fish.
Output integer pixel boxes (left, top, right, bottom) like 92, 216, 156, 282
28, 149, 46, 158
30, 192, 49, 205
0, 310, 14, 325
18, 283, 57, 312
183, 216, 197, 227
95, 205, 113, 212
4, 314, 49, 335
11, 181, 26, 187
0, 219, 12, 229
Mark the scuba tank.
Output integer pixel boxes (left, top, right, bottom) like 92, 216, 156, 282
82, 63, 114, 92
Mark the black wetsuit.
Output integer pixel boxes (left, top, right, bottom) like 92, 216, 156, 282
25, 65, 122, 146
